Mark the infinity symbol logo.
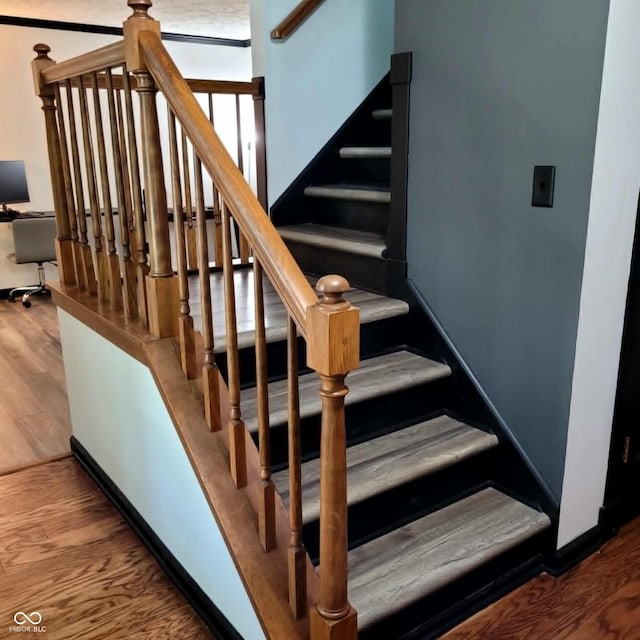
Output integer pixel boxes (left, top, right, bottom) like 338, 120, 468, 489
13, 611, 42, 625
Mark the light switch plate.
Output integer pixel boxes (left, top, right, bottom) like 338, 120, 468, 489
532, 165, 555, 208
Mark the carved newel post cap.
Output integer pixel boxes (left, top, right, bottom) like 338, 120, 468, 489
316, 275, 350, 306
33, 43, 51, 59
128, 0, 153, 17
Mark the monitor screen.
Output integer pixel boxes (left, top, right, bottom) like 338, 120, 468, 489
0, 160, 30, 206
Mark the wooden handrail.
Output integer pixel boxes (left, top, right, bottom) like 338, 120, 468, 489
271, 0, 325, 41
139, 30, 317, 335
69, 74, 262, 96
40, 41, 126, 84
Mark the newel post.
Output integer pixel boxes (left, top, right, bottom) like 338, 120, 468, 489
123, 0, 178, 337
307, 276, 359, 640
31, 44, 76, 286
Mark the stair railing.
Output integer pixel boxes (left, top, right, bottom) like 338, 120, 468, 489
32, 1, 359, 638
271, 0, 326, 41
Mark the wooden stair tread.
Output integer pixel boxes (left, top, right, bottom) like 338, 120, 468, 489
278, 223, 386, 259
243, 350, 451, 431
372, 108, 392, 120
209, 279, 408, 352
340, 146, 391, 159
272, 415, 499, 524
303, 184, 391, 203
349, 487, 551, 630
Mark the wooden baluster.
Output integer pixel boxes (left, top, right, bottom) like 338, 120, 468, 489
78, 74, 110, 302
122, 65, 149, 324
31, 44, 76, 285
252, 76, 268, 211
235, 94, 251, 264
180, 130, 198, 271
108, 70, 138, 319
91, 71, 123, 310
65, 79, 97, 294
254, 259, 276, 552
53, 82, 81, 287
194, 153, 221, 431
115, 87, 136, 260
287, 315, 306, 619
221, 200, 247, 488
207, 94, 223, 268
168, 111, 197, 379
133, 68, 178, 337
308, 275, 359, 640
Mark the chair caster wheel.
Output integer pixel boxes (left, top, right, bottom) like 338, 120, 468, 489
22, 300, 31, 308
8, 296, 15, 303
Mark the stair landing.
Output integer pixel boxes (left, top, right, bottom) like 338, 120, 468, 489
185, 269, 408, 350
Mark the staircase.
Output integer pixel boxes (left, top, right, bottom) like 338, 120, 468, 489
272, 78, 399, 293
34, 11, 556, 637
225, 273, 552, 638
264, 75, 554, 637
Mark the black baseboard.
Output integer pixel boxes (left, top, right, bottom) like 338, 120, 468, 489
544, 523, 606, 576
0, 288, 11, 300
70, 436, 243, 640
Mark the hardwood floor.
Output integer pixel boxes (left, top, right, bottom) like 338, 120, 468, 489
0, 458, 213, 639
445, 516, 640, 639
0, 296, 72, 475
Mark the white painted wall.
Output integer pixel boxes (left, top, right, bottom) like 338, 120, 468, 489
58, 310, 265, 640
249, 0, 394, 204
0, 23, 251, 289
558, 0, 640, 548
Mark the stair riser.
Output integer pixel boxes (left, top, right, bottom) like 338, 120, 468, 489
284, 240, 389, 293
264, 378, 455, 469
307, 198, 390, 235
303, 448, 499, 564
216, 337, 308, 391
331, 156, 391, 185
215, 315, 412, 389
360, 528, 552, 640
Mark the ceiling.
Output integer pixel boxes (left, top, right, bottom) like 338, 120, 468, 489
1, 0, 251, 41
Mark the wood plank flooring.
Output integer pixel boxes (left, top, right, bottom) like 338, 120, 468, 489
0, 458, 213, 639
445, 515, 640, 639
0, 297, 72, 475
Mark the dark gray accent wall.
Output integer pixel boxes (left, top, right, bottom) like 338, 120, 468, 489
396, 0, 610, 498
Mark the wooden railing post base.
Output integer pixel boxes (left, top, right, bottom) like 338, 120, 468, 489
258, 481, 276, 553
55, 238, 76, 286
108, 254, 124, 310
310, 606, 357, 640
81, 244, 98, 294
288, 545, 307, 620
145, 274, 178, 337
178, 314, 198, 379
136, 264, 149, 326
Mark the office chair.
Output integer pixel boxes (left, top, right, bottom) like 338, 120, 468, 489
7, 216, 57, 308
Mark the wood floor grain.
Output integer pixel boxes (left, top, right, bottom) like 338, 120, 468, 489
0, 458, 214, 639
0, 298, 72, 475
444, 516, 640, 639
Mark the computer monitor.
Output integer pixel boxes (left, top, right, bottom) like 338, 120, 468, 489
0, 160, 30, 213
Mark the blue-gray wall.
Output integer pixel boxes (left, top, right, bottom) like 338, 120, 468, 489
396, 0, 610, 498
